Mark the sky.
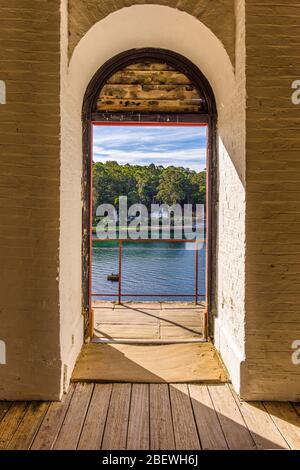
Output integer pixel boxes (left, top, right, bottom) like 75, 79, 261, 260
93, 125, 207, 171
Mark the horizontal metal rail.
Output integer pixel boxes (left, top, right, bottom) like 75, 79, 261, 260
93, 238, 206, 243
92, 238, 206, 305
93, 293, 206, 297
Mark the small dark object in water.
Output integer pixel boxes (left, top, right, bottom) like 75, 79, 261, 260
107, 273, 119, 282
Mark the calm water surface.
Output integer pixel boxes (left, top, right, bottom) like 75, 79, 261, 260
92, 241, 206, 302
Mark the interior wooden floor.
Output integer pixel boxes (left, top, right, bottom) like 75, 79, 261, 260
74, 302, 225, 383
92, 301, 205, 342
0, 383, 300, 450
72, 342, 228, 383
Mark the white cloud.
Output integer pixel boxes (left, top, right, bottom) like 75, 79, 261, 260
93, 125, 207, 170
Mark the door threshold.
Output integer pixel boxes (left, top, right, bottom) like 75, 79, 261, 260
91, 338, 207, 345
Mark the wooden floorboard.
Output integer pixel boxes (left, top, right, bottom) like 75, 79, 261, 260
127, 384, 150, 450
72, 342, 228, 383
7, 402, 49, 450
54, 383, 94, 450
32, 384, 75, 450
95, 324, 160, 340
264, 402, 300, 450
101, 384, 131, 450
229, 385, 289, 450
78, 384, 112, 450
208, 384, 256, 450
169, 384, 201, 450
93, 301, 204, 341
0, 402, 28, 450
294, 403, 300, 417
189, 384, 228, 450
149, 384, 175, 450
0, 402, 11, 422
0, 383, 299, 450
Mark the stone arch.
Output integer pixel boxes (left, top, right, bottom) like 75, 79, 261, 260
60, 4, 245, 393
81, 48, 218, 335
68, 5, 235, 114
68, 0, 236, 65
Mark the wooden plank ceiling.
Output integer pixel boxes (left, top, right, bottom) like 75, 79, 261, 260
97, 61, 205, 113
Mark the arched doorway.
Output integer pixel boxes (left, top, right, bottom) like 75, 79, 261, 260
82, 48, 217, 340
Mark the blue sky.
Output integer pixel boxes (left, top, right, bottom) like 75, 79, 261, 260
93, 125, 207, 171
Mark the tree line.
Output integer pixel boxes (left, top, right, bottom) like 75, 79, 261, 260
92, 161, 206, 216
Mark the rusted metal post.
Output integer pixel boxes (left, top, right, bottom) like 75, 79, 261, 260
118, 240, 123, 304
195, 240, 199, 305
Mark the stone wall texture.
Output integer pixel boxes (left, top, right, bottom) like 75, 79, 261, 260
244, 1, 300, 400
0, 0, 62, 399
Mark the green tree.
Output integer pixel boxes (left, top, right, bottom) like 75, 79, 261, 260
156, 166, 188, 205
92, 161, 206, 214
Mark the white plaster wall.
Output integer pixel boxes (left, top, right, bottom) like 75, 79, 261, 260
214, 0, 246, 394
69, 5, 235, 114
62, 4, 246, 392
59, 0, 84, 393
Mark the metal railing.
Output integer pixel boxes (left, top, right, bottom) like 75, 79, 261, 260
92, 238, 206, 305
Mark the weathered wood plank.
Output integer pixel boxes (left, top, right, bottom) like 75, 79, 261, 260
77, 384, 112, 450
161, 301, 206, 309
97, 99, 201, 113
159, 308, 204, 323
160, 325, 203, 340
93, 301, 116, 308
31, 384, 75, 450
1, 386, 299, 451
208, 384, 256, 450
294, 403, 300, 417
0, 402, 11, 422
189, 384, 228, 450
54, 383, 94, 450
125, 62, 175, 71
101, 384, 131, 450
149, 384, 175, 450
229, 386, 289, 450
7, 402, 49, 450
170, 384, 200, 450
94, 324, 160, 340
116, 302, 161, 310
72, 343, 228, 384
92, 303, 205, 341
159, 307, 204, 339
100, 84, 200, 101
127, 384, 149, 450
107, 70, 191, 85
0, 402, 28, 449
264, 402, 300, 450
94, 307, 159, 324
